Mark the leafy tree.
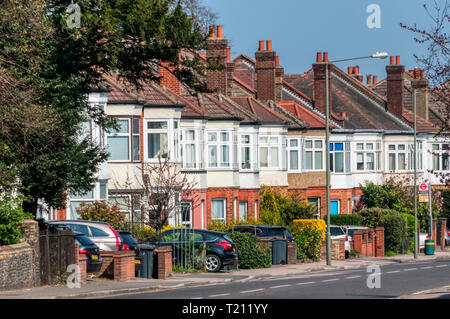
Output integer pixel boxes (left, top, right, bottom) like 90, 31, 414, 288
276, 192, 316, 225
0, 0, 213, 214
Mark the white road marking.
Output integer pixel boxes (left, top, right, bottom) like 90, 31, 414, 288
296, 281, 316, 286
421, 266, 432, 269
386, 270, 400, 274
269, 284, 291, 289
345, 275, 362, 279
436, 265, 448, 268
192, 297, 203, 299
240, 288, 264, 294
209, 293, 230, 297
404, 268, 417, 271
322, 278, 340, 282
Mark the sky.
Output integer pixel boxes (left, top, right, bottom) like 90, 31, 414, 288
202, 0, 436, 80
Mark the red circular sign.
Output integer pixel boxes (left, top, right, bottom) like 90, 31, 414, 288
419, 184, 428, 191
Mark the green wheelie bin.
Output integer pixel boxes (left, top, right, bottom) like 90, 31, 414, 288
424, 239, 435, 255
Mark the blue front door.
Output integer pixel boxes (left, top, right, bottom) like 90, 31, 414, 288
330, 200, 339, 215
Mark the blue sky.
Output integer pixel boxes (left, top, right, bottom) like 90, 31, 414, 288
202, 0, 434, 79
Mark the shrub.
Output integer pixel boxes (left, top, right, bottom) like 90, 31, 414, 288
381, 213, 408, 254
128, 224, 176, 243
227, 232, 271, 269
77, 201, 125, 230
358, 207, 397, 228
276, 192, 316, 225
291, 226, 322, 262
207, 219, 267, 233
323, 214, 363, 226
401, 213, 415, 252
0, 193, 33, 246
207, 220, 230, 232
293, 219, 326, 241
259, 187, 283, 226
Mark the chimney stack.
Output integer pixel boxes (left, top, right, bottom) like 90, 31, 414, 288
206, 25, 234, 95
411, 69, 429, 120
255, 40, 283, 102
373, 75, 378, 85
159, 60, 182, 95
313, 51, 332, 115
366, 74, 372, 85
386, 56, 405, 118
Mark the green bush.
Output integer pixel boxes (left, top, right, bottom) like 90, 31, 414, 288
323, 214, 363, 226
440, 188, 450, 220
259, 187, 282, 226
0, 193, 33, 246
358, 207, 398, 228
381, 213, 408, 254
291, 227, 322, 262
401, 213, 415, 252
227, 232, 271, 269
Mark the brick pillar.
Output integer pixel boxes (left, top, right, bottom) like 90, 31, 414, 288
155, 246, 172, 279
74, 243, 87, 285
287, 242, 298, 264
353, 230, 363, 255
375, 227, 385, 257
440, 218, 447, 250
20, 220, 40, 287
112, 252, 135, 281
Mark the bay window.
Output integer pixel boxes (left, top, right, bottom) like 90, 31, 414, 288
259, 136, 280, 168
431, 143, 449, 171
182, 129, 197, 169
305, 139, 323, 170
240, 134, 252, 170
355, 142, 381, 171
387, 144, 407, 171
208, 131, 232, 168
330, 142, 350, 173
288, 138, 301, 171
147, 121, 169, 159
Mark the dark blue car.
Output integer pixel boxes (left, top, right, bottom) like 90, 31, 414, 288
229, 225, 295, 242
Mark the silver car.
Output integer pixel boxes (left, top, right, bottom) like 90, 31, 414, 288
48, 220, 123, 251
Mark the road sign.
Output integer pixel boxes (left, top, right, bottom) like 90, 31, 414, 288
418, 183, 429, 193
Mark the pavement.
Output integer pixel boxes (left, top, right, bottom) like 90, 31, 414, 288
1, 250, 450, 299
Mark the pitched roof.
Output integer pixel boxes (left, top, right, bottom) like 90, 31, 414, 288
372, 73, 440, 133
283, 67, 412, 131
277, 100, 331, 128
103, 74, 184, 107
230, 96, 293, 125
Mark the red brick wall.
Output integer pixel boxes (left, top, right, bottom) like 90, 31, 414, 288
312, 62, 333, 116
255, 49, 277, 101
160, 61, 181, 95
206, 37, 228, 94
155, 246, 172, 279
386, 60, 405, 118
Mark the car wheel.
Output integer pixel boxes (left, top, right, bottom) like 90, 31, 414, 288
206, 254, 222, 272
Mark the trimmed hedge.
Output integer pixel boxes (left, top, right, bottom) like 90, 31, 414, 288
381, 213, 408, 254
227, 232, 271, 269
293, 219, 326, 241
291, 227, 322, 262
323, 214, 363, 226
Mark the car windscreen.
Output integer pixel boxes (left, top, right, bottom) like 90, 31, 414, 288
75, 235, 95, 247
330, 227, 345, 236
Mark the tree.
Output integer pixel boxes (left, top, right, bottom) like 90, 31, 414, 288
259, 186, 282, 226
0, 0, 213, 214
400, 0, 449, 135
115, 156, 199, 232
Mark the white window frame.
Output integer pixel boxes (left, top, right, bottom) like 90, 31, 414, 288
330, 142, 350, 173
211, 198, 226, 223
305, 138, 324, 171
354, 141, 381, 172
144, 119, 174, 162
259, 135, 282, 169
431, 142, 449, 172
207, 130, 233, 169
287, 137, 302, 172
239, 134, 253, 171
107, 118, 131, 162
386, 143, 408, 172
181, 129, 200, 170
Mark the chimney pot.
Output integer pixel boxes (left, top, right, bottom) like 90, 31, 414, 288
420, 70, 425, 79
226, 47, 231, 62
396, 56, 400, 65
209, 25, 215, 39
323, 52, 329, 62
259, 40, 264, 51
266, 40, 272, 51
348, 67, 352, 74
217, 25, 223, 38
355, 66, 359, 74
367, 74, 372, 84
390, 56, 395, 65
316, 52, 322, 63
373, 76, 378, 84
275, 56, 280, 66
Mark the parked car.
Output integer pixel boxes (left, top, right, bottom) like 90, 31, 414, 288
328, 225, 351, 258
157, 228, 238, 273
340, 226, 370, 259
446, 229, 450, 246
118, 230, 138, 251
229, 225, 295, 242
47, 220, 123, 251
74, 232, 102, 273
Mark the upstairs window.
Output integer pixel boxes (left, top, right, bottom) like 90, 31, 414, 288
208, 131, 232, 168
355, 142, 381, 171
107, 119, 130, 161
305, 139, 323, 171
240, 134, 252, 170
259, 136, 280, 169
288, 138, 301, 171
147, 121, 169, 159
330, 142, 350, 173
432, 143, 449, 171
387, 144, 407, 171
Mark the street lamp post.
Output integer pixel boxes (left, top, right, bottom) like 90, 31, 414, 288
324, 52, 388, 266
413, 89, 418, 259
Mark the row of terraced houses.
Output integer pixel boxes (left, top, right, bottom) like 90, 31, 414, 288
38, 26, 449, 228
